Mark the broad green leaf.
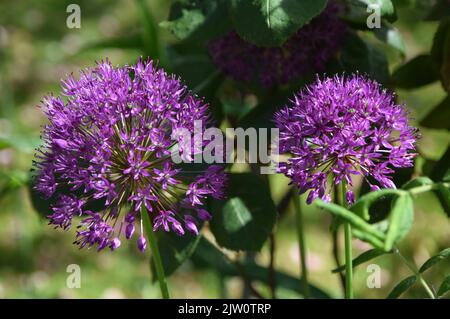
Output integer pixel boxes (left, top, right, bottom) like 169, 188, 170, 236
437, 275, 450, 298
210, 173, 277, 251
161, 0, 231, 42
338, 31, 390, 85
386, 275, 416, 299
392, 55, 439, 89
419, 248, 450, 273
151, 229, 202, 279
160, 7, 205, 39
385, 194, 414, 251
229, 0, 328, 47
332, 249, 389, 273
420, 96, 450, 130
431, 19, 450, 92
402, 177, 434, 190
374, 22, 405, 55
316, 200, 386, 242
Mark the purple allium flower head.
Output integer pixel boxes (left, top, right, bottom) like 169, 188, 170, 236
33, 59, 227, 251
274, 74, 418, 204
207, 1, 345, 87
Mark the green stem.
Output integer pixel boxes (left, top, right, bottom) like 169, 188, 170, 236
341, 181, 354, 299
293, 195, 310, 299
141, 206, 170, 299
408, 182, 450, 195
344, 223, 353, 299
395, 249, 436, 299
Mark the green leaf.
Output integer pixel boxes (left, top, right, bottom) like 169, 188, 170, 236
332, 249, 389, 273
350, 188, 404, 221
210, 173, 277, 251
431, 19, 450, 93
392, 55, 439, 89
351, 228, 385, 249
316, 200, 386, 243
229, 0, 328, 47
151, 230, 202, 279
384, 194, 414, 251
437, 275, 450, 298
374, 22, 405, 55
420, 96, 450, 130
161, 0, 231, 42
386, 275, 416, 299
419, 248, 450, 273
161, 7, 205, 40
402, 177, 434, 190
338, 31, 390, 85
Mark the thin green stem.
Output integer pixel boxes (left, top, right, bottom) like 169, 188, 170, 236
408, 182, 450, 195
341, 181, 354, 299
395, 249, 436, 299
343, 223, 353, 299
141, 206, 170, 299
293, 195, 310, 299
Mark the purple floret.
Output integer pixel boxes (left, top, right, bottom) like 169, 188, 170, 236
33, 59, 227, 252
274, 74, 418, 204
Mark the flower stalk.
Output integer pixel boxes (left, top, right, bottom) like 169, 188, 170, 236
341, 181, 353, 299
142, 205, 170, 299
293, 195, 310, 299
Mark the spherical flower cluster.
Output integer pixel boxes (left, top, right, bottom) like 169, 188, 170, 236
274, 74, 417, 204
207, 1, 345, 87
33, 60, 227, 252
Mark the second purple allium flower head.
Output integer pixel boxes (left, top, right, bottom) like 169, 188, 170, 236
33, 59, 227, 252
274, 74, 418, 204
207, 1, 346, 87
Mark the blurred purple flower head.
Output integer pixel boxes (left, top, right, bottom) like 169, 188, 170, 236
274, 74, 418, 204
33, 59, 227, 252
207, 1, 346, 87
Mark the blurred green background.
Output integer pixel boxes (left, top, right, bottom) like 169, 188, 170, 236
0, 0, 448, 298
